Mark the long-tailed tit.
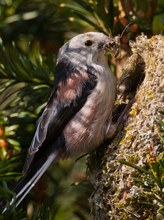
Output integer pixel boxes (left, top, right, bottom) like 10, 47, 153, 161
1, 32, 118, 211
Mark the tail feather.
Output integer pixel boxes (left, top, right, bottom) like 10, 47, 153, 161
15, 153, 56, 207
2, 150, 60, 213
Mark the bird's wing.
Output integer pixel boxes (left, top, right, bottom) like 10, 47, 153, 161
23, 69, 97, 172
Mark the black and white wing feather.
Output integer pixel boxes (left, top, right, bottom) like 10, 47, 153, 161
23, 60, 97, 172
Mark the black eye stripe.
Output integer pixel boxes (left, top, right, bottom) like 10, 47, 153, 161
85, 40, 93, 46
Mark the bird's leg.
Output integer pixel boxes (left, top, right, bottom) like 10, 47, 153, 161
106, 99, 134, 139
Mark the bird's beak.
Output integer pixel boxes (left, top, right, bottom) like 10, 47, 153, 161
104, 36, 120, 58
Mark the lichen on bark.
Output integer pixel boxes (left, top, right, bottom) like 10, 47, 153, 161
88, 34, 164, 220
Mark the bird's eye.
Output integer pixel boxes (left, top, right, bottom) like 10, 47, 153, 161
84, 39, 93, 47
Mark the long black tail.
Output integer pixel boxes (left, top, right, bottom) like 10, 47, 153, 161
1, 150, 60, 213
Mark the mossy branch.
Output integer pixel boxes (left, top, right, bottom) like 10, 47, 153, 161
88, 34, 164, 220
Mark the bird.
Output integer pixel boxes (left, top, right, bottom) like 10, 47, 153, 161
1, 32, 117, 211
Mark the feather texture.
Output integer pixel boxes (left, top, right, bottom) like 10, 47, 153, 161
23, 62, 97, 172
1, 32, 117, 212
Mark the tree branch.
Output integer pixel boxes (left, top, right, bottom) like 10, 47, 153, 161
88, 34, 164, 220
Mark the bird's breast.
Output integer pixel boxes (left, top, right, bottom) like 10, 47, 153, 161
64, 67, 116, 155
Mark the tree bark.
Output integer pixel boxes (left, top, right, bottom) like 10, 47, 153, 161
88, 34, 164, 220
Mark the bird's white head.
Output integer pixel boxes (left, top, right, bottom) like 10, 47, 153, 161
57, 32, 112, 68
